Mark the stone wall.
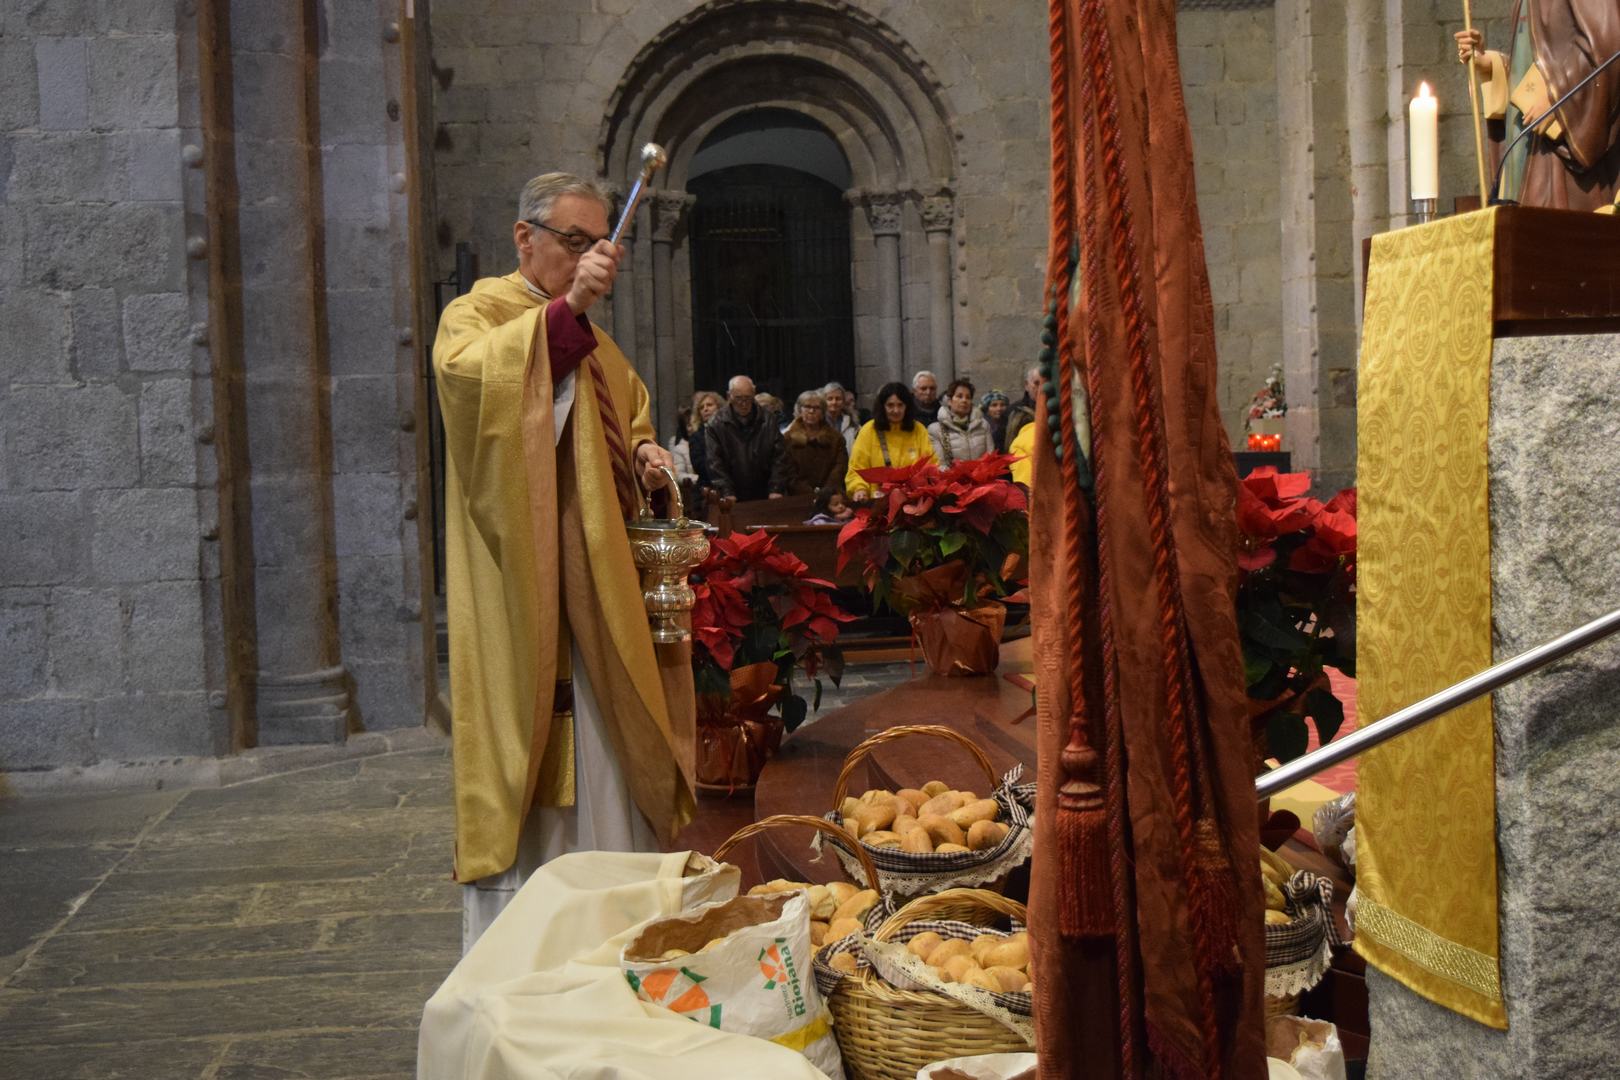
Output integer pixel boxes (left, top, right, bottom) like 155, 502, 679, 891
1178, 5, 1284, 446
0, 3, 221, 768
0, 3, 433, 772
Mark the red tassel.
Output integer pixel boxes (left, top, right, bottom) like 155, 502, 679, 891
1188, 818, 1242, 974
1057, 735, 1114, 939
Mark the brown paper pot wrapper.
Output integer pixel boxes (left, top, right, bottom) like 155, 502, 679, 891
910, 603, 1006, 676
696, 661, 784, 791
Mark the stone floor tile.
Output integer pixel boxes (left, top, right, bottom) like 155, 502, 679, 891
10, 911, 458, 990
0, 789, 184, 850
0, 969, 444, 1045
0, 847, 128, 980
240, 875, 457, 924
0, 1036, 223, 1079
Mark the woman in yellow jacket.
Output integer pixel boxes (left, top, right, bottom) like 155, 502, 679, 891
846, 381, 937, 501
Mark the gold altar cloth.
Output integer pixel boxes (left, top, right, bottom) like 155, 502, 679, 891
1353, 208, 1506, 1029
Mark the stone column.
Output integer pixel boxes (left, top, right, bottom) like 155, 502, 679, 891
1366, 332, 1620, 1079
858, 190, 906, 387
230, 0, 350, 743
650, 190, 693, 442
919, 190, 956, 382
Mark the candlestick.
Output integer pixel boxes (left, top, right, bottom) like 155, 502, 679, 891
1410, 82, 1439, 212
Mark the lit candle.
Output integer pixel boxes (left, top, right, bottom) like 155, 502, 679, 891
1409, 82, 1439, 201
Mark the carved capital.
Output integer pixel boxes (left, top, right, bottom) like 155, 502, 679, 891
651, 190, 694, 243
858, 190, 905, 236
919, 192, 955, 233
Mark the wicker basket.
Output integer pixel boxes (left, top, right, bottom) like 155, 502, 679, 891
1262, 869, 1342, 1017
821, 725, 1035, 899
711, 813, 880, 900
826, 888, 1033, 1080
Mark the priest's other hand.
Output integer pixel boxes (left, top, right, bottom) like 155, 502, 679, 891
1454, 29, 1491, 77
565, 239, 625, 315
635, 442, 676, 490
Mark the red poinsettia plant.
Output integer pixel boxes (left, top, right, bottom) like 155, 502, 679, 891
690, 529, 852, 732
836, 453, 1029, 614
1236, 467, 1357, 766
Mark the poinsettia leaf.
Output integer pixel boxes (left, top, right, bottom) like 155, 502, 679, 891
939, 531, 968, 556
1304, 686, 1345, 745
781, 693, 808, 733
1266, 710, 1310, 764
1242, 605, 1310, 654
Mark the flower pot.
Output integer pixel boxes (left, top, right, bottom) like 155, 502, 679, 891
909, 603, 1007, 676
695, 661, 784, 791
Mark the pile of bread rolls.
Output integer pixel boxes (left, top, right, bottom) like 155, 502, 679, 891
903, 929, 1032, 994
747, 878, 878, 974
839, 782, 1011, 855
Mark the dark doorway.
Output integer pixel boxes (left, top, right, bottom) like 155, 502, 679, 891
688, 162, 855, 400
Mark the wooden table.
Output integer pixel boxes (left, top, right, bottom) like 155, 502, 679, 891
675, 640, 1037, 886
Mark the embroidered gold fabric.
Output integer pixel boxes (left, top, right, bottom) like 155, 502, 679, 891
1353, 208, 1507, 1029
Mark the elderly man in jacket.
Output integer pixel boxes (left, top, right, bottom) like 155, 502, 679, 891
704, 375, 788, 500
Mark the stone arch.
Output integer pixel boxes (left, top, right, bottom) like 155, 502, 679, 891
595, 0, 961, 434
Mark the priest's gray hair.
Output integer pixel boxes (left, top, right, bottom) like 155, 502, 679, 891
518, 173, 610, 225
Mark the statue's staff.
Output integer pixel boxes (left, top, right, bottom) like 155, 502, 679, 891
1461, 0, 1490, 199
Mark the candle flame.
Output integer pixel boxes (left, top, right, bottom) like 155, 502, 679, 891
1418, 81, 1433, 98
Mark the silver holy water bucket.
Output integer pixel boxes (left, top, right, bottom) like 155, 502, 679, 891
624, 465, 710, 644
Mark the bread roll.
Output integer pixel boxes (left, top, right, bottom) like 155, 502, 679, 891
810, 920, 829, 946
901, 826, 934, 854
862, 830, 902, 848
896, 788, 929, 810
892, 814, 920, 838
907, 931, 944, 960
962, 966, 1002, 992
829, 952, 858, 974
832, 888, 879, 924
947, 798, 1000, 829
918, 814, 966, 848
943, 953, 979, 981
983, 938, 1029, 971
827, 917, 863, 941
967, 819, 1010, 851
853, 799, 898, 834
969, 934, 1002, 964
921, 780, 950, 797
827, 881, 859, 905
986, 965, 1028, 992
841, 796, 861, 820
936, 842, 971, 854
926, 938, 972, 966
919, 791, 966, 818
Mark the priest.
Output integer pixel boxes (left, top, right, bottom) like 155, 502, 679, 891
433, 173, 696, 950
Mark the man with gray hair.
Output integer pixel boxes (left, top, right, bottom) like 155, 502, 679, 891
1005, 364, 1042, 446
434, 172, 693, 951
821, 381, 858, 452
910, 369, 940, 424
704, 374, 788, 500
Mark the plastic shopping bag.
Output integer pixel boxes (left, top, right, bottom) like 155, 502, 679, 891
622, 890, 844, 1078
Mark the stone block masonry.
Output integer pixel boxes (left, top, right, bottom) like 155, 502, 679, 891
0, 7, 217, 767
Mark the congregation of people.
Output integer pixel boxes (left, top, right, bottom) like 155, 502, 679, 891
666, 366, 1042, 518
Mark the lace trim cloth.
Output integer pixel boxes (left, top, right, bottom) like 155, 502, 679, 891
1264, 870, 1347, 998
813, 767, 1036, 899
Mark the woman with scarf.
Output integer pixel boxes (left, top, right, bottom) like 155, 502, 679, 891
928, 378, 994, 465
980, 388, 1011, 451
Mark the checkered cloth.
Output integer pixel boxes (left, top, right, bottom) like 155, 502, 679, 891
1264, 869, 1346, 998
816, 766, 1037, 898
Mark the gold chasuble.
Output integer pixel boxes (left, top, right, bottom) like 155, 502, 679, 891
1355, 210, 1504, 1028
434, 272, 696, 883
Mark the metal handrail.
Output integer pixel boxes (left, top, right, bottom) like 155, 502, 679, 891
1256, 606, 1620, 800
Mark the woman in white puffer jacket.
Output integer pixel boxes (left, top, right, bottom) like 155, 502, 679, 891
928, 377, 994, 465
